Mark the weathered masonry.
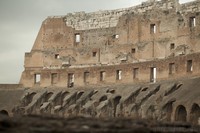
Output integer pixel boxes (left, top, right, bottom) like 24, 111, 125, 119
20, 53, 200, 87
20, 0, 200, 87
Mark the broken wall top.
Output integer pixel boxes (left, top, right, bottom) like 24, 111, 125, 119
45, 0, 200, 31
44, 0, 200, 31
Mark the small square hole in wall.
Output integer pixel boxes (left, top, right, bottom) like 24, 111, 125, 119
55, 54, 60, 59
170, 43, 175, 50
131, 48, 136, 53
113, 34, 119, 39
93, 52, 97, 57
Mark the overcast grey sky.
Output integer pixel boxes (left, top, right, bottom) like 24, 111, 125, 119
0, 0, 193, 84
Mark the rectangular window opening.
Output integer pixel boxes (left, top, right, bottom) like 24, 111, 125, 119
93, 52, 97, 57
100, 71, 106, 81
169, 63, 175, 75
75, 34, 80, 43
170, 43, 175, 50
55, 54, 60, 59
34, 74, 41, 84
133, 68, 139, 79
190, 17, 196, 28
131, 48, 136, 54
150, 67, 156, 83
150, 24, 156, 34
68, 73, 74, 88
113, 34, 119, 39
51, 73, 58, 85
187, 60, 193, 72
116, 70, 122, 80
84, 72, 90, 83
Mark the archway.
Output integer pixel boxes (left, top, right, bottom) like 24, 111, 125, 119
26, 92, 36, 106
77, 92, 84, 100
147, 105, 156, 120
190, 103, 200, 125
61, 91, 69, 105
0, 110, 9, 116
44, 92, 53, 102
162, 100, 174, 121
113, 96, 121, 117
99, 95, 108, 102
175, 105, 187, 122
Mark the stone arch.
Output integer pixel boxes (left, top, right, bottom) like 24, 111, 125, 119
26, 92, 36, 105
61, 91, 69, 105
106, 89, 115, 94
146, 105, 156, 120
0, 110, 9, 116
44, 92, 54, 102
22, 92, 37, 106
113, 96, 121, 117
114, 96, 121, 105
175, 105, 187, 122
77, 91, 84, 100
190, 103, 200, 125
99, 95, 108, 102
161, 99, 175, 121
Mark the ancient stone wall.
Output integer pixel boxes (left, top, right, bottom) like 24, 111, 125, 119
20, 52, 200, 88
20, 0, 200, 87
0, 84, 22, 90
13, 77, 200, 125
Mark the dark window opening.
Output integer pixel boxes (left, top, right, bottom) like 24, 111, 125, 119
0, 110, 9, 116
169, 63, 175, 75
131, 48, 136, 53
170, 43, 175, 50
116, 70, 122, 80
175, 105, 187, 122
93, 52, 97, 57
150, 24, 156, 34
133, 68, 139, 79
100, 71, 106, 81
113, 34, 119, 39
187, 60, 193, 72
55, 54, 60, 59
190, 17, 196, 28
34, 74, 41, 84
68, 73, 74, 88
51, 73, 58, 85
84, 72, 90, 83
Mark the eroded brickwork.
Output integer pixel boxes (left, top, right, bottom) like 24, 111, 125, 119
20, 0, 200, 88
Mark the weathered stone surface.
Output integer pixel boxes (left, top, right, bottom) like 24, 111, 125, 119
1, 77, 196, 125
0, 114, 199, 133
1, 0, 200, 129
19, 0, 200, 88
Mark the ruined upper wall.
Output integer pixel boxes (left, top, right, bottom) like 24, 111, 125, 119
57, 0, 200, 31
62, 0, 179, 30
180, 0, 200, 13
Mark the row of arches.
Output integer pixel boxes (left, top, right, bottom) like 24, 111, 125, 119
175, 104, 200, 125
160, 103, 200, 125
